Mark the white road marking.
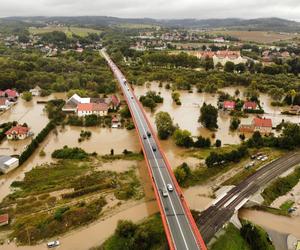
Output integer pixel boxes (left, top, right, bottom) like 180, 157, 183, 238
102, 50, 201, 250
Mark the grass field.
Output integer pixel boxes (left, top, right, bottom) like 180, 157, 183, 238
210, 223, 250, 250
29, 26, 102, 37
207, 30, 300, 43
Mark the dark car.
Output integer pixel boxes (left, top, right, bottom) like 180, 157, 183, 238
147, 131, 151, 137
152, 146, 156, 152
143, 134, 147, 139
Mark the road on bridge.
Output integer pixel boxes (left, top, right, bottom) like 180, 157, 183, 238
101, 49, 206, 250
198, 151, 300, 243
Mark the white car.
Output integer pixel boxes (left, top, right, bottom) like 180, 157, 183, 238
261, 156, 268, 161
167, 184, 173, 192
47, 240, 60, 248
161, 189, 168, 197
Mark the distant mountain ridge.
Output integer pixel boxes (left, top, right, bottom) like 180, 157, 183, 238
1, 16, 300, 32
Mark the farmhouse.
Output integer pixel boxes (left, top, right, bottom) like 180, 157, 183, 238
77, 103, 109, 117
253, 117, 272, 134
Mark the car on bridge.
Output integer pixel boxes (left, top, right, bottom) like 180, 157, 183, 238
167, 184, 173, 192
161, 188, 168, 197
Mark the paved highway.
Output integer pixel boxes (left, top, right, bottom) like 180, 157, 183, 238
198, 151, 300, 243
101, 49, 204, 250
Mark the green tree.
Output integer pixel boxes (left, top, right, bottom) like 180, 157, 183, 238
199, 103, 218, 130
224, 61, 235, 73
21, 91, 32, 102
173, 129, 193, 148
155, 111, 175, 140
230, 117, 241, 131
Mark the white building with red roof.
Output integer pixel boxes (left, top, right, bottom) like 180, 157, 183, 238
77, 103, 108, 117
5, 125, 30, 140
223, 101, 236, 110
252, 117, 272, 134
243, 101, 258, 110
4, 89, 19, 101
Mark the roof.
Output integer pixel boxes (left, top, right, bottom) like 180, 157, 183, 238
223, 101, 236, 108
5, 89, 18, 97
77, 103, 108, 112
111, 95, 120, 106
67, 94, 90, 104
253, 117, 272, 128
244, 101, 257, 109
0, 91, 5, 96
5, 125, 29, 135
0, 214, 8, 224
0, 155, 18, 171
112, 117, 119, 122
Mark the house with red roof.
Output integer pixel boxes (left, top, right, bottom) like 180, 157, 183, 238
111, 116, 121, 128
239, 117, 272, 134
4, 89, 19, 101
5, 125, 30, 140
243, 101, 257, 111
252, 117, 272, 134
77, 103, 108, 117
223, 101, 236, 110
111, 95, 120, 109
0, 214, 9, 226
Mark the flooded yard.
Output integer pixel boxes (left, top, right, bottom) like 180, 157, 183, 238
133, 83, 300, 144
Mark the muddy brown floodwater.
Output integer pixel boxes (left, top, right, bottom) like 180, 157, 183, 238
134, 83, 300, 145
239, 209, 300, 238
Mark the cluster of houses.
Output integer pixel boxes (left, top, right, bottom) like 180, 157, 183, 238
195, 50, 247, 66
220, 100, 273, 134
222, 100, 258, 111
0, 89, 19, 111
62, 94, 120, 117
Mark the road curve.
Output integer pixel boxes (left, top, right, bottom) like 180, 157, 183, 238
101, 49, 206, 250
198, 151, 300, 243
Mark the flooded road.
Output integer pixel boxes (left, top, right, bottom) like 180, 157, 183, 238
239, 209, 300, 238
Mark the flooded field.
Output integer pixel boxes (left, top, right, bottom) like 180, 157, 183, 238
134, 83, 300, 145
0, 200, 159, 250
239, 209, 300, 238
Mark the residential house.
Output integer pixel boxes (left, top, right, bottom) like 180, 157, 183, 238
243, 101, 257, 111
77, 103, 108, 117
223, 101, 236, 110
0, 98, 10, 110
239, 117, 272, 134
29, 86, 42, 96
62, 94, 90, 112
111, 116, 121, 128
0, 214, 9, 226
0, 155, 19, 174
0, 89, 19, 102
5, 125, 30, 140
253, 117, 272, 134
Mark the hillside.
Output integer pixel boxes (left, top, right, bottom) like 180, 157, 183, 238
1, 16, 300, 32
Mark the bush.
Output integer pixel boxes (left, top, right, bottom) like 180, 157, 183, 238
52, 146, 88, 159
